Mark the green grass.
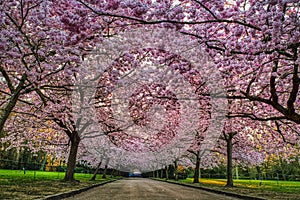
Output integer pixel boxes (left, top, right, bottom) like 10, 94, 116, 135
170, 177, 300, 199
180, 178, 300, 193
0, 169, 115, 200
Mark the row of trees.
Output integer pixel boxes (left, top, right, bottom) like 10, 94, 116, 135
150, 156, 300, 181
1, 0, 299, 185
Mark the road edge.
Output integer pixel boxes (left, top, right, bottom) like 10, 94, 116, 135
37, 179, 120, 200
151, 178, 266, 200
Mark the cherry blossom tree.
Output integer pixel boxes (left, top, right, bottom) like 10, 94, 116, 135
2, 0, 299, 186
215, 112, 299, 187
0, 0, 129, 181
0, 0, 76, 134
79, 134, 117, 180
217, 118, 266, 187
78, 0, 300, 135
0, 0, 113, 135
71, 23, 227, 175
186, 130, 206, 183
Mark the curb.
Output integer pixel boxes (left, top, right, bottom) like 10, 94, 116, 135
38, 179, 119, 200
151, 178, 266, 200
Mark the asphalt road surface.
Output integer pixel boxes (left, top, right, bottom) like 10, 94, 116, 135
63, 178, 240, 200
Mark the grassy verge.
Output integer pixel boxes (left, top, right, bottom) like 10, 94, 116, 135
181, 178, 300, 193
0, 169, 117, 200
172, 178, 300, 199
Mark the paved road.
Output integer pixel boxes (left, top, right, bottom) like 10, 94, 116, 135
63, 178, 240, 200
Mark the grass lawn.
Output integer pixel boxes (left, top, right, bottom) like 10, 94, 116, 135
181, 178, 300, 193
0, 169, 114, 200
176, 178, 300, 199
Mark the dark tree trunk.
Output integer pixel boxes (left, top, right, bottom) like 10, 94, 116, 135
0, 74, 26, 135
64, 135, 80, 182
111, 169, 115, 178
39, 155, 47, 171
226, 140, 233, 187
90, 161, 102, 181
160, 169, 163, 178
225, 132, 236, 187
102, 164, 108, 179
193, 154, 201, 183
174, 160, 178, 181
165, 165, 169, 180
156, 170, 159, 178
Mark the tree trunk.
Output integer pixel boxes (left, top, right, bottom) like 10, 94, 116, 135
174, 160, 178, 181
90, 161, 102, 181
39, 154, 47, 171
235, 166, 239, 180
193, 154, 200, 183
64, 135, 80, 182
160, 169, 163, 178
102, 164, 108, 179
0, 73, 26, 135
165, 165, 169, 180
111, 169, 115, 178
225, 132, 235, 187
